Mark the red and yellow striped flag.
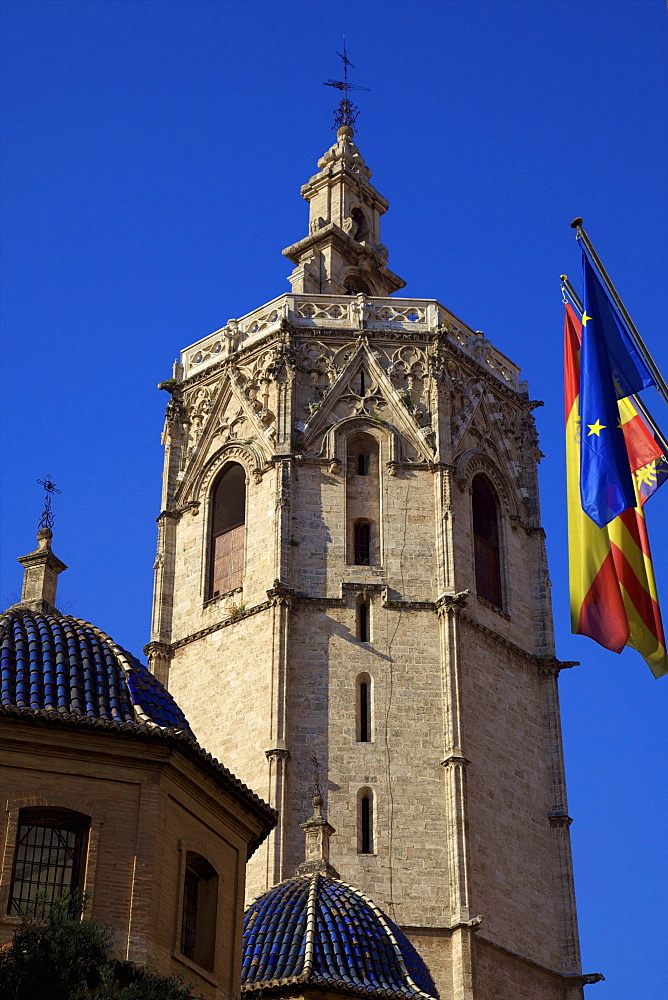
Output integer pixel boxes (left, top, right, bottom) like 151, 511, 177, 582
565, 302, 667, 677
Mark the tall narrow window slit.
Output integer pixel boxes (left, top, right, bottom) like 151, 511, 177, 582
359, 681, 370, 742
360, 793, 373, 854
358, 599, 369, 642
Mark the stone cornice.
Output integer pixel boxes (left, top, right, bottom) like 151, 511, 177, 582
548, 812, 574, 827
459, 612, 576, 672
476, 935, 604, 986
171, 599, 273, 649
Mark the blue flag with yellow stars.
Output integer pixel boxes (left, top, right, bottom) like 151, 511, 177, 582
579, 246, 656, 527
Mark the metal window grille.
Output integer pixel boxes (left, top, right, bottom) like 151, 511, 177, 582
354, 523, 370, 565
9, 822, 83, 916
181, 867, 199, 960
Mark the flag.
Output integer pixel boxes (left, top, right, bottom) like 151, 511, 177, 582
617, 395, 668, 505
579, 248, 656, 527
565, 301, 667, 677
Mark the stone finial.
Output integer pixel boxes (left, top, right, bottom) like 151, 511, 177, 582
16, 528, 67, 613
295, 793, 340, 878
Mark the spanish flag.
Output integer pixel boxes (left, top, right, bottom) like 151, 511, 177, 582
565, 301, 667, 677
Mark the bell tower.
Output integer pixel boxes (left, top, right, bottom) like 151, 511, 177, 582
147, 126, 598, 999
283, 125, 405, 297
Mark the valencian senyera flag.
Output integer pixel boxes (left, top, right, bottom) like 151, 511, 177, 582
565, 301, 667, 677
579, 247, 656, 527
618, 395, 668, 504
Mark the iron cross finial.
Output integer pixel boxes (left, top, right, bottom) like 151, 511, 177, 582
36, 475, 61, 531
323, 37, 370, 131
310, 752, 322, 799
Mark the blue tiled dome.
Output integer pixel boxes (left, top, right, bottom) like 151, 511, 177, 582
0, 607, 193, 735
242, 873, 439, 1000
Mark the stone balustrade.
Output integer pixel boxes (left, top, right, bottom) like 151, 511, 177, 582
180, 293, 521, 390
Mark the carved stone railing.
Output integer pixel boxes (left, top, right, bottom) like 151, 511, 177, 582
180, 293, 522, 389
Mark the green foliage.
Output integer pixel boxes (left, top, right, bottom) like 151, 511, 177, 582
97, 965, 195, 999
0, 895, 195, 1000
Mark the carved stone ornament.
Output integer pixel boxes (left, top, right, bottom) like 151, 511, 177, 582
436, 590, 469, 615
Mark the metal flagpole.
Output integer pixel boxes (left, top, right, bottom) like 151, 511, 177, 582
560, 274, 668, 456
570, 218, 668, 405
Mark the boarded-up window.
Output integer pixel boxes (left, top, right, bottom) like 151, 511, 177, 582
209, 463, 246, 598
472, 474, 502, 608
212, 524, 244, 597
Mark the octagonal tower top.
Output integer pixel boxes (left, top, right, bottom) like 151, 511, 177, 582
282, 126, 406, 298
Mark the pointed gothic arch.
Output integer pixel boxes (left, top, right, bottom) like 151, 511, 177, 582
471, 473, 503, 609
208, 462, 246, 599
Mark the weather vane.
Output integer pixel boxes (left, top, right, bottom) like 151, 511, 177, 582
323, 37, 370, 131
36, 475, 61, 531
310, 751, 322, 799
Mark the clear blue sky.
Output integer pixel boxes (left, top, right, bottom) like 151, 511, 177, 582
1, 1, 666, 994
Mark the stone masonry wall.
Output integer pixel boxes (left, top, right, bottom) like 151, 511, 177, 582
154, 312, 581, 999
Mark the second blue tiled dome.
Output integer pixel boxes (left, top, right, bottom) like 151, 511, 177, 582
243, 873, 439, 1000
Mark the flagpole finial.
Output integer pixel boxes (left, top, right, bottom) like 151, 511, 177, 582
560, 274, 568, 282
570, 217, 583, 229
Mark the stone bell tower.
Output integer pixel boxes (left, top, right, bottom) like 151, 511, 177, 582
147, 126, 599, 999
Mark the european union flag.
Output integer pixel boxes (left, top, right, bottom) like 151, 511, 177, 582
580, 246, 656, 527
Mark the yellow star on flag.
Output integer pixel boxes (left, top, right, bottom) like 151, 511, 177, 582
587, 419, 606, 436
581, 311, 592, 326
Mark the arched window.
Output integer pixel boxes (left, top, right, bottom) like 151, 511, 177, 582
181, 852, 218, 972
357, 673, 371, 742
358, 788, 374, 854
344, 273, 371, 295
351, 206, 370, 243
347, 432, 380, 566
472, 474, 503, 608
8, 808, 89, 916
209, 463, 246, 598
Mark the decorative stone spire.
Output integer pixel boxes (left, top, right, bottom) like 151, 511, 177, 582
295, 792, 340, 878
283, 126, 406, 298
16, 528, 67, 613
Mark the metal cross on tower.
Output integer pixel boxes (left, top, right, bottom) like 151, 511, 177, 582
323, 37, 370, 130
36, 475, 61, 531
310, 751, 322, 800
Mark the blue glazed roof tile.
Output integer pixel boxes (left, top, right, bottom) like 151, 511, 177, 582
0, 608, 193, 736
242, 873, 439, 1000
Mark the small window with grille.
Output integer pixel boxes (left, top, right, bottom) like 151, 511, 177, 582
180, 852, 218, 972
8, 808, 89, 917
354, 522, 371, 565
